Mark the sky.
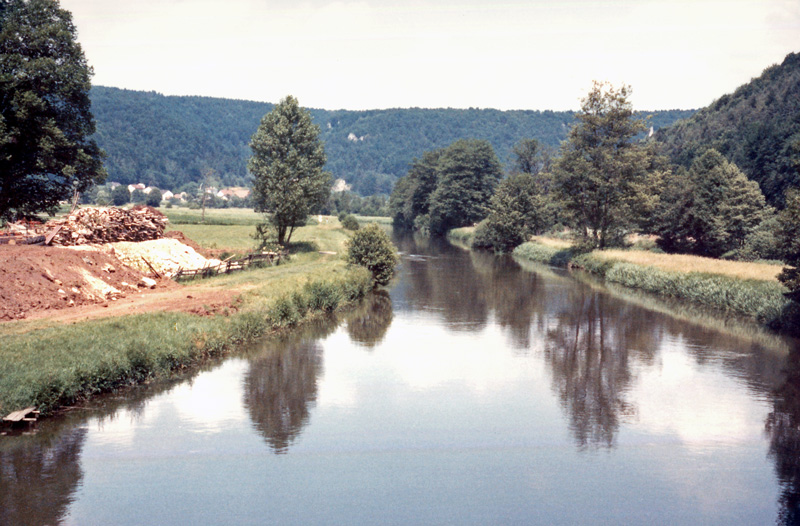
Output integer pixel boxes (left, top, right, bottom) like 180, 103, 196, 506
59, 0, 800, 111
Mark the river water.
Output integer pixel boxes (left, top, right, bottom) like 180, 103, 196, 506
2, 235, 800, 525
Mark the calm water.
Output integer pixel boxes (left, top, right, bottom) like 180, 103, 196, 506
2, 235, 800, 525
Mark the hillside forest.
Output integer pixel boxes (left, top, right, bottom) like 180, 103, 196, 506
89, 86, 693, 197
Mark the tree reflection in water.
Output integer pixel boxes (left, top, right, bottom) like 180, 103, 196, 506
398, 234, 545, 349
346, 290, 394, 349
543, 287, 659, 449
0, 427, 86, 526
244, 292, 397, 453
244, 337, 325, 454
767, 350, 800, 525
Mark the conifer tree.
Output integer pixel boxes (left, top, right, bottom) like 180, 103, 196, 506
655, 149, 767, 257
777, 189, 800, 302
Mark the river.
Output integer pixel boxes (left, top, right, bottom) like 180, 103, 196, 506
2, 235, 799, 525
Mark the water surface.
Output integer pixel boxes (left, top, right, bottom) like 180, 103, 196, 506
2, 235, 799, 525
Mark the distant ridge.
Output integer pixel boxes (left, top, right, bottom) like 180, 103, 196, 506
90, 86, 694, 195
657, 52, 800, 206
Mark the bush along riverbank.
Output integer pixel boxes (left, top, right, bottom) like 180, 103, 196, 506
0, 266, 375, 417
512, 241, 800, 335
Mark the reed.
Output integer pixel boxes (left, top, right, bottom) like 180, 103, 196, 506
513, 240, 797, 333
593, 249, 782, 282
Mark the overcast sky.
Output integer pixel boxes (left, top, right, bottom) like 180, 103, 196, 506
59, 0, 799, 111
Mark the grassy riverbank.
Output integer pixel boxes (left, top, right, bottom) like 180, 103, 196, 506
512, 238, 798, 333
0, 211, 382, 416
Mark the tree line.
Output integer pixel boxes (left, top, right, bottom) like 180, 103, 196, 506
388, 81, 800, 304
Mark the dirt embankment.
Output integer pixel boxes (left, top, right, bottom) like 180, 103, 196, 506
0, 240, 234, 323
0, 207, 238, 323
0, 244, 168, 321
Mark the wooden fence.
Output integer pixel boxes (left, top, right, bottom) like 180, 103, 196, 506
173, 251, 286, 280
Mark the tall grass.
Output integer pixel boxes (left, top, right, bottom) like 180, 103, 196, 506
593, 249, 782, 282
162, 207, 264, 226
513, 240, 798, 333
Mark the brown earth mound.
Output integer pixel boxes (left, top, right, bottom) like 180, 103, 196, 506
0, 244, 176, 321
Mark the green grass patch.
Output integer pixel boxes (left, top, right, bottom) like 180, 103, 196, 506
162, 207, 264, 226
355, 215, 392, 225
513, 241, 575, 268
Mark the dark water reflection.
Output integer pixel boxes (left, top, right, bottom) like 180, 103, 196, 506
2, 234, 800, 524
0, 427, 86, 526
768, 350, 800, 525
244, 339, 324, 454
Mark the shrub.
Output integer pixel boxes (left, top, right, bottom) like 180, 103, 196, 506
268, 296, 300, 327
341, 214, 360, 230
304, 280, 342, 312
777, 189, 800, 303
145, 189, 162, 208
346, 223, 399, 286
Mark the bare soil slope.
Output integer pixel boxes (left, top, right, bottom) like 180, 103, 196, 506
0, 242, 232, 323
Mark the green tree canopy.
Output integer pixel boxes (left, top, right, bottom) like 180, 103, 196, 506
472, 172, 552, 253
389, 140, 502, 235
248, 95, 331, 245
777, 189, 800, 302
0, 0, 105, 221
427, 139, 503, 235
554, 82, 654, 248
145, 188, 161, 207
388, 148, 441, 231
655, 149, 768, 257
511, 138, 554, 176
111, 184, 129, 206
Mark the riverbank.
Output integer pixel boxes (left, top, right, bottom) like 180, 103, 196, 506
0, 210, 381, 417
446, 226, 798, 334
512, 238, 799, 334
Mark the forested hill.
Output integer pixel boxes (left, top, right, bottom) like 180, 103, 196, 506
657, 52, 800, 206
89, 86, 694, 195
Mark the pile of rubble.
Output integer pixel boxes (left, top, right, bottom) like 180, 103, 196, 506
104, 238, 221, 278
45, 206, 168, 246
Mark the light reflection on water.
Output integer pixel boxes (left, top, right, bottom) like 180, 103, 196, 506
1, 234, 799, 525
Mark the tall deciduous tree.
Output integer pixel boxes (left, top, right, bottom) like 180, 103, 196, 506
554, 82, 653, 248
388, 148, 441, 231
428, 139, 502, 235
511, 138, 553, 176
249, 95, 331, 245
0, 0, 105, 221
655, 149, 768, 257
